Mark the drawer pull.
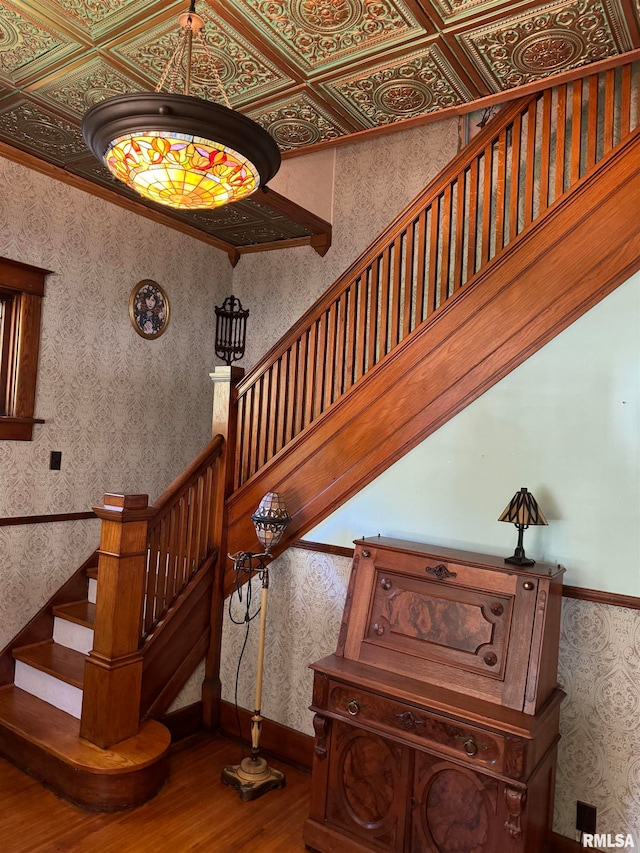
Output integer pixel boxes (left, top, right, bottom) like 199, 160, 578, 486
380, 578, 392, 590
361, 550, 371, 558
523, 581, 535, 590
347, 700, 360, 716
484, 652, 498, 667
396, 711, 426, 731
457, 736, 487, 756
490, 602, 504, 616
372, 623, 385, 636
425, 563, 457, 580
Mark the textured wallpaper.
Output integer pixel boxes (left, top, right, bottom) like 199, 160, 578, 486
222, 547, 640, 845
0, 154, 231, 652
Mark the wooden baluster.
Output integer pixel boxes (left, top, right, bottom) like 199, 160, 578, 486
402, 226, 415, 336
603, 68, 615, 154
379, 248, 391, 357
343, 287, 356, 393
259, 369, 272, 467
426, 199, 439, 314
466, 160, 480, 282
523, 100, 537, 229
570, 78, 583, 185
390, 235, 403, 349
586, 74, 599, 171
80, 494, 154, 748
334, 290, 347, 398
315, 311, 328, 415
285, 343, 298, 441
509, 113, 522, 242
185, 485, 196, 582
274, 353, 287, 456
452, 175, 465, 292
439, 183, 452, 307
620, 64, 631, 140
304, 321, 318, 425
324, 303, 338, 409
367, 259, 380, 367
554, 85, 567, 203
414, 210, 426, 322
295, 334, 309, 436
494, 130, 507, 253
538, 90, 552, 216
355, 275, 368, 381
480, 143, 493, 266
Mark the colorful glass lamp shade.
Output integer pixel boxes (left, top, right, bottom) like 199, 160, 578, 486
81, 4, 280, 210
498, 487, 548, 566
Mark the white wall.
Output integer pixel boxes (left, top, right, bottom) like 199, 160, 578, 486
307, 272, 640, 596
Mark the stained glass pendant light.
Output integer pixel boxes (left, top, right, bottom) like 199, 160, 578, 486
82, 1, 280, 210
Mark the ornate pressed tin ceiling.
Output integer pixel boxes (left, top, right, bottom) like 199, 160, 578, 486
0, 0, 638, 253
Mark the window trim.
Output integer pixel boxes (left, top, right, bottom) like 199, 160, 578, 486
0, 256, 50, 441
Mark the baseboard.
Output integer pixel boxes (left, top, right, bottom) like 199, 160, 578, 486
548, 831, 582, 852
219, 700, 313, 771
161, 701, 204, 742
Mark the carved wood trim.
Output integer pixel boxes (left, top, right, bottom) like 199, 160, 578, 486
504, 786, 527, 839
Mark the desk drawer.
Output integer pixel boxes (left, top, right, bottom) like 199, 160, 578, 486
328, 682, 505, 772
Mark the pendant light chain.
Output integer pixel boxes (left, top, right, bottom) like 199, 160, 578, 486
196, 29, 232, 109
155, 22, 190, 94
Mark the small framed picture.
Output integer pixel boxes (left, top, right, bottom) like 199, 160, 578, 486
129, 280, 169, 339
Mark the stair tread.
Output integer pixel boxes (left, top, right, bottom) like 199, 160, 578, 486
52, 599, 95, 628
13, 640, 85, 688
0, 685, 171, 771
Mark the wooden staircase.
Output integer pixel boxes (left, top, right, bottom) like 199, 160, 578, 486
0, 437, 226, 810
0, 57, 638, 811
224, 57, 640, 573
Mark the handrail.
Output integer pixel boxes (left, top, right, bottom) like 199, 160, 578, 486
233, 59, 640, 491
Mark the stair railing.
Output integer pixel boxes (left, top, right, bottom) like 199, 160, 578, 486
81, 435, 225, 748
233, 58, 639, 491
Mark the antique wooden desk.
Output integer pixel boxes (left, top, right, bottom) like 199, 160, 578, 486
304, 537, 565, 853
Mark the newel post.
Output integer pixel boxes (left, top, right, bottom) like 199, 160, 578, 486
202, 365, 244, 730
80, 493, 155, 749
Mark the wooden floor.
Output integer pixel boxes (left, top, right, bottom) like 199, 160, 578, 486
0, 734, 311, 852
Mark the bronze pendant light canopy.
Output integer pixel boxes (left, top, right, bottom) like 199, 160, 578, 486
81, 2, 280, 211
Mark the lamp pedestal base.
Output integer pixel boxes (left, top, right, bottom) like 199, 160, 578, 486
221, 755, 285, 802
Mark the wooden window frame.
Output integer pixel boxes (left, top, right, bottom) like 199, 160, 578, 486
0, 256, 50, 441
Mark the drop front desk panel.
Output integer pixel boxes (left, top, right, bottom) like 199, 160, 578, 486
304, 537, 565, 853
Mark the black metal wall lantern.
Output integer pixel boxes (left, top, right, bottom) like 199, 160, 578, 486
215, 295, 248, 365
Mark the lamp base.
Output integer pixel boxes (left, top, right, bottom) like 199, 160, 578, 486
504, 553, 536, 566
221, 754, 286, 802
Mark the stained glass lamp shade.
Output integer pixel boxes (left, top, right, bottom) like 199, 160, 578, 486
498, 487, 548, 566
81, 3, 280, 210
83, 93, 280, 210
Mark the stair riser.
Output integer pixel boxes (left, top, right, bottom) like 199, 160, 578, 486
14, 662, 83, 719
88, 578, 97, 605
53, 618, 94, 655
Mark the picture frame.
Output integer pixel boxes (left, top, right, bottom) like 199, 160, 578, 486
129, 279, 169, 339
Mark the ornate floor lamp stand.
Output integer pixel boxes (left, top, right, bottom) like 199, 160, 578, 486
221, 492, 291, 802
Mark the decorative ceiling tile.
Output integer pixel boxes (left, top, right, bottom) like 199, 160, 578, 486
109, 4, 293, 105
0, 99, 86, 160
31, 58, 145, 120
0, 1, 82, 84
248, 91, 355, 148
429, 0, 506, 22
35, 0, 157, 39
323, 44, 473, 127
228, 0, 428, 74
173, 203, 262, 229
456, 0, 631, 91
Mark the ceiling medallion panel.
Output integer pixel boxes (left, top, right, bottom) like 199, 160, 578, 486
230, 0, 426, 73
110, 5, 292, 104
0, 1, 79, 84
324, 45, 472, 127
31, 59, 145, 120
0, 99, 86, 160
249, 92, 355, 149
456, 0, 630, 91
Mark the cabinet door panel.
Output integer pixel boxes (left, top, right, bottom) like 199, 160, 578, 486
412, 752, 500, 853
326, 721, 409, 851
